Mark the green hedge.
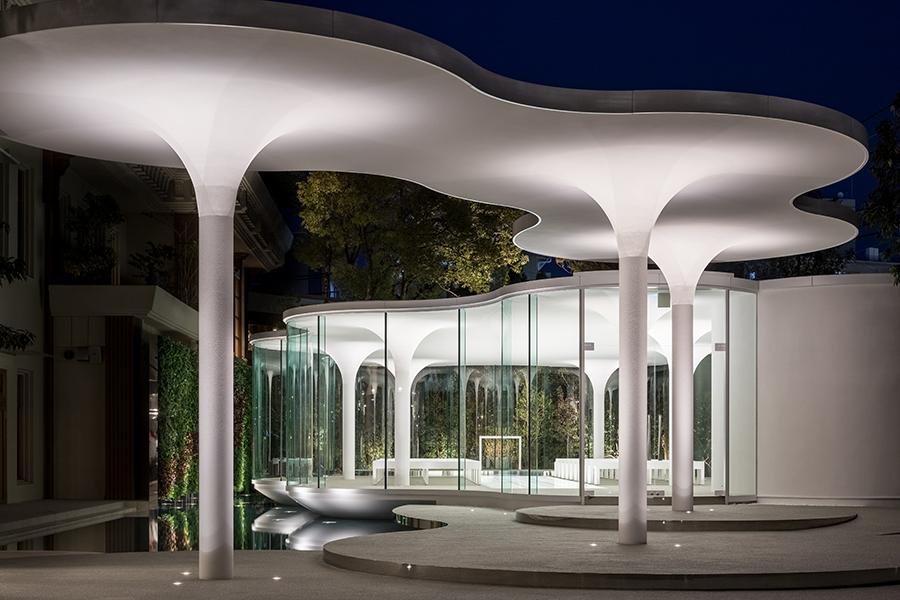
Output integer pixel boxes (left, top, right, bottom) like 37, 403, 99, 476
158, 335, 253, 501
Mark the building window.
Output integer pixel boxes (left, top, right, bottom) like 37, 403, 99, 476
0, 163, 9, 257
0, 162, 34, 277
16, 370, 33, 484
16, 167, 34, 277
234, 257, 246, 358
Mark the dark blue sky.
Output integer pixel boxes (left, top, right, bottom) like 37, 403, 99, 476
287, 1, 898, 123
280, 0, 897, 215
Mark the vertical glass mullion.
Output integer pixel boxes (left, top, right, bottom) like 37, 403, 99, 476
578, 288, 586, 503
458, 308, 466, 491
383, 312, 388, 491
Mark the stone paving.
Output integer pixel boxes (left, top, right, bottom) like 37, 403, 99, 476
2, 549, 899, 600
324, 504, 900, 589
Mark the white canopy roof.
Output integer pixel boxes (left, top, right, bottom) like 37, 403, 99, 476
0, 0, 864, 264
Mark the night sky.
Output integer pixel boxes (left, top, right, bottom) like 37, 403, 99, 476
282, 0, 900, 201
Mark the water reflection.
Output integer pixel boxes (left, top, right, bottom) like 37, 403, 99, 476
157, 501, 409, 552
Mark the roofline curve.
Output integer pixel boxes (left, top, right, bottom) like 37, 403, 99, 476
282, 269, 759, 323
0, 0, 868, 147
510, 194, 859, 261
249, 329, 286, 345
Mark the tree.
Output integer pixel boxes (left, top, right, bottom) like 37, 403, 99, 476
0, 221, 34, 351
719, 247, 850, 281
61, 192, 124, 284
863, 92, 900, 284
294, 172, 527, 300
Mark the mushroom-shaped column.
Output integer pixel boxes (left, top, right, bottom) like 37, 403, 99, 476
650, 186, 860, 511
584, 185, 683, 545
191, 175, 247, 579
646, 254, 713, 512
386, 313, 454, 486
326, 342, 384, 481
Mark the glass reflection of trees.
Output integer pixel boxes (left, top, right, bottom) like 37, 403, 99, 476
354, 366, 394, 476
398, 365, 589, 474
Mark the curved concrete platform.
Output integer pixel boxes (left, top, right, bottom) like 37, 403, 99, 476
253, 479, 299, 507
515, 504, 858, 531
323, 505, 900, 590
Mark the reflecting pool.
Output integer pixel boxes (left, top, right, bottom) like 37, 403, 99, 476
155, 501, 409, 551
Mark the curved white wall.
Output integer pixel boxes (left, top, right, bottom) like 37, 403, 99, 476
757, 274, 900, 506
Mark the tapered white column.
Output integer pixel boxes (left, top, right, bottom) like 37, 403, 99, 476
342, 375, 357, 480
618, 254, 648, 545
197, 197, 236, 580
671, 301, 694, 511
394, 362, 411, 486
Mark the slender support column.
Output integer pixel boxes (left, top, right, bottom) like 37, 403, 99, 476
198, 208, 235, 580
618, 255, 648, 545
671, 302, 694, 511
342, 371, 356, 480
394, 363, 411, 486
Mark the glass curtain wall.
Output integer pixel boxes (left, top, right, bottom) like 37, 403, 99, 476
284, 321, 311, 487
531, 289, 582, 496
251, 336, 284, 481
277, 281, 755, 501
386, 310, 459, 489
462, 301, 504, 491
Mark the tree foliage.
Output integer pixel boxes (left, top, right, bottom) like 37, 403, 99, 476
61, 192, 124, 283
157, 336, 253, 501
0, 221, 35, 352
863, 92, 900, 284
721, 247, 850, 281
294, 172, 527, 300
129, 241, 175, 287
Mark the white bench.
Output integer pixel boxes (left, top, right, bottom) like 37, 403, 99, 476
554, 458, 706, 485
372, 458, 482, 485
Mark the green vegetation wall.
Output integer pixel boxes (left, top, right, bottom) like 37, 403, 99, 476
158, 335, 253, 501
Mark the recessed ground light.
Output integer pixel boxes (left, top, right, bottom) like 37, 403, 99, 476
173, 582, 183, 586
405, 564, 412, 571
709, 509, 715, 512
674, 544, 682, 548
180, 571, 191, 576
323, 521, 336, 524
272, 576, 282, 581
685, 511, 692, 514
589, 543, 597, 547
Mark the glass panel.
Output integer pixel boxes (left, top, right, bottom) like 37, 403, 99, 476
315, 314, 342, 487
386, 310, 459, 489
462, 301, 503, 493
532, 289, 582, 496
457, 308, 466, 491
647, 286, 671, 496
584, 287, 619, 498
316, 312, 387, 489
501, 296, 528, 494
728, 290, 757, 498
285, 320, 312, 487
251, 337, 284, 481
693, 288, 727, 498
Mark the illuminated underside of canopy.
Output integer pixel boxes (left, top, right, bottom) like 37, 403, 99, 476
0, 2, 864, 256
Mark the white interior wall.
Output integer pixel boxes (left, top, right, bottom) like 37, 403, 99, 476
757, 275, 900, 506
